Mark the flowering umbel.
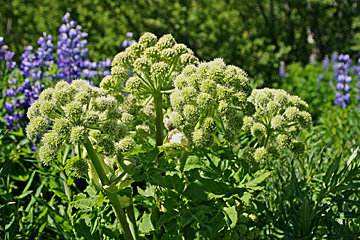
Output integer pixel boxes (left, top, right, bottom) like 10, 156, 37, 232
26, 80, 137, 168
167, 58, 254, 147
242, 88, 312, 162
100, 32, 199, 96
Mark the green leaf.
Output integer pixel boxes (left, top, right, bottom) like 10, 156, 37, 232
224, 206, 237, 228
0, 159, 12, 178
139, 212, 155, 234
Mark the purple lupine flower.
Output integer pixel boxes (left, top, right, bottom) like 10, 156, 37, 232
5, 102, 14, 111
309, 54, 316, 65
334, 54, 352, 107
279, 61, 286, 79
322, 55, 329, 73
122, 32, 136, 48
0, 38, 17, 76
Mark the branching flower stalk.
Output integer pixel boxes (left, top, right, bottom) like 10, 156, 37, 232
25, 79, 143, 240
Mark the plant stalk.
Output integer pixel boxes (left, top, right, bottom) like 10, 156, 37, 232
82, 136, 134, 240
153, 92, 164, 146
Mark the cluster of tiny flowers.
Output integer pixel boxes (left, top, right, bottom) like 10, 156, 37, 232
0, 37, 17, 76
100, 32, 199, 95
242, 88, 312, 162
322, 55, 329, 73
334, 54, 352, 107
25, 80, 136, 167
309, 53, 316, 65
167, 58, 254, 147
5, 78, 43, 129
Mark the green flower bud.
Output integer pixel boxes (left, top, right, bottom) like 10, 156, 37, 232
93, 96, 117, 112
224, 128, 235, 142
242, 116, 254, 131
40, 100, 56, 118
75, 91, 91, 105
70, 126, 87, 145
111, 66, 130, 79
274, 90, 289, 105
207, 66, 225, 83
38, 88, 54, 102
121, 113, 133, 125
267, 101, 280, 113
26, 116, 47, 141
114, 123, 128, 140
174, 75, 188, 89
276, 134, 291, 148
254, 92, 269, 107
161, 48, 177, 62
173, 43, 193, 55
98, 137, 116, 156
102, 120, 120, 135
71, 79, 91, 89
138, 32, 158, 48
271, 115, 285, 130
144, 47, 160, 61
38, 145, 58, 165
181, 86, 197, 102
150, 62, 169, 80
288, 125, 300, 136
42, 132, 63, 151
227, 113, 243, 133
253, 147, 268, 162
71, 158, 89, 178
292, 140, 305, 157
243, 147, 255, 162
232, 91, 247, 106
155, 34, 176, 50
112, 52, 134, 67
289, 96, 309, 111
180, 53, 198, 65
183, 104, 199, 122
89, 130, 102, 140
298, 111, 312, 128
83, 110, 100, 125
136, 124, 151, 137
133, 57, 151, 72
182, 64, 197, 77
192, 128, 211, 147
126, 43, 145, 58
203, 117, 216, 133
251, 123, 266, 138
197, 92, 213, 108
200, 79, 217, 95
284, 107, 300, 121
170, 90, 185, 111
27, 100, 41, 120
243, 101, 256, 116
65, 101, 83, 120
53, 118, 72, 139
217, 85, 232, 101
54, 80, 69, 90
126, 76, 142, 94
52, 85, 76, 104
218, 100, 232, 116
171, 111, 184, 127
115, 136, 135, 153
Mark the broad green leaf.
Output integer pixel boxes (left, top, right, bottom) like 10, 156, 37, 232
139, 212, 155, 233
224, 206, 238, 228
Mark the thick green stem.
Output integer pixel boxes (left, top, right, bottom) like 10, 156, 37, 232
82, 137, 134, 240
82, 137, 110, 185
153, 92, 164, 146
126, 204, 139, 240
107, 193, 134, 240
179, 150, 190, 173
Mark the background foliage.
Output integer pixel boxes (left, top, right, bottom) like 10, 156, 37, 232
1, 0, 360, 86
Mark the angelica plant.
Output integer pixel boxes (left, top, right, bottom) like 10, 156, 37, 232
26, 79, 145, 240
100, 32, 199, 145
242, 88, 312, 163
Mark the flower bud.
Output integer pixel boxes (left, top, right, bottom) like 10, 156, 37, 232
26, 117, 47, 141
253, 147, 268, 162
65, 101, 83, 120
251, 123, 266, 138
192, 128, 211, 147
98, 137, 116, 156
115, 136, 135, 153
271, 115, 285, 130
155, 34, 175, 50
70, 126, 87, 145
71, 158, 89, 178
136, 124, 151, 137
138, 32, 158, 48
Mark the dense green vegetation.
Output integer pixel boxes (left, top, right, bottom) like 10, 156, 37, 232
1, 1, 360, 239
